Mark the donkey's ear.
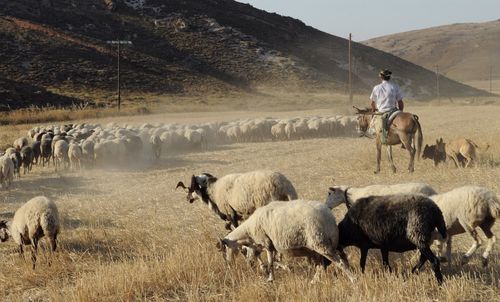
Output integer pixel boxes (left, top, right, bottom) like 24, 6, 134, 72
439, 138, 443, 143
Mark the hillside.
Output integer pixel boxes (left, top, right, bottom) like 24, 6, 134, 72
0, 0, 489, 109
363, 20, 500, 84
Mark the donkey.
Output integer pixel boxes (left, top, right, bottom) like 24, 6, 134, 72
354, 106, 423, 173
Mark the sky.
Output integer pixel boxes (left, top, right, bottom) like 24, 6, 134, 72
239, 0, 500, 41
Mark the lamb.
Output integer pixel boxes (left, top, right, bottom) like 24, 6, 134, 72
337, 194, 447, 284
429, 186, 499, 267
176, 170, 298, 230
325, 182, 437, 209
0, 156, 15, 189
0, 196, 60, 269
218, 200, 355, 282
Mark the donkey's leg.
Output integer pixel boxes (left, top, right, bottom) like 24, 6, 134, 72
386, 146, 397, 173
400, 133, 416, 173
375, 139, 382, 174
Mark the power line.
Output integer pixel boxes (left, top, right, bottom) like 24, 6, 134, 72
348, 33, 352, 104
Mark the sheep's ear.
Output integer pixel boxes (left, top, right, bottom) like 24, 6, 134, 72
0, 220, 7, 228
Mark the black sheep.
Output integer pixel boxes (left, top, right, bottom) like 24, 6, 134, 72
31, 141, 41, 165
338, 194, 447, 284
20, 146, 34, 174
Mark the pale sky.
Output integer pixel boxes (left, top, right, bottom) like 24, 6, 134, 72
239, 0, 500, 41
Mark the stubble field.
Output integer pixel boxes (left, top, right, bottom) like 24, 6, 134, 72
0, 103, 499, 301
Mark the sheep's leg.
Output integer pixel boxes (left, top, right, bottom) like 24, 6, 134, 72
50, 233, 58, 252
310, 255, 326, 284
460, 222, 482, 265
266, 248, 275, 282
434, 239, 446, 262
386, 146, 397, 173
359, 248, 368, 273
30, 237, 38, 269
411, 251, 427, 273
479, 221, 496, 267
420, 246, 443, 285
445, 236, 452, 264
18, 244, 24, 257
381, 249, 392, 272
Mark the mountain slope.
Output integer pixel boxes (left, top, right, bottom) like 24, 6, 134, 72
363, 20, 500, 83
0, 0, 489, 108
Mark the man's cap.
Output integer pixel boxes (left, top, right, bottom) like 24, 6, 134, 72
379, 69, 392, 77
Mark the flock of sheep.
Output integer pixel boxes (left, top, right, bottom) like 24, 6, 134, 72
0, 114, 358, 188
176, 170, 499, 284
0, 114, 497, 287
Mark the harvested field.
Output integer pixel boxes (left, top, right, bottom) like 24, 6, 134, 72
0, 103, 499, 301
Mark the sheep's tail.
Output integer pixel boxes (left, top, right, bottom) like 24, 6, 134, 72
488, 195, 500, 218
436, 211, 447, 240
413, 115, 423, 160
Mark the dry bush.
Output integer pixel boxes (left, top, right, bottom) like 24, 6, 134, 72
0, 105, 151, 126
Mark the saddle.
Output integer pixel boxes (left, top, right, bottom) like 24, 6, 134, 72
381, 108, 401, 144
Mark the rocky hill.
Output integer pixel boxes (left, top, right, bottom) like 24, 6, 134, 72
363, 20, 500, 83
0, 0, 490, 109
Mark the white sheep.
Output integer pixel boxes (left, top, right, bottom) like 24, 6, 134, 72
82, 140, 95, 167
0, 156, 15, 189
429, 186, 499, 266
150, 134, 162, 159
326, 182, 437, 209
53, 140, 69, 171
68, 142, 83, 171
176, 170, 298, 230
218, 200, 355, 283
14, 137, 29, 150
0, 196, 60, 269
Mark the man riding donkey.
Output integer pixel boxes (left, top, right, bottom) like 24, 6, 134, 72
355, 69, 423, 173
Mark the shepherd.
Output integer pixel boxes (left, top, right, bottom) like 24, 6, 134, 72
355, 69, 423, 173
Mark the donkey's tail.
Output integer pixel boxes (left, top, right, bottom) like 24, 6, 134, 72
413, 115, 423, 160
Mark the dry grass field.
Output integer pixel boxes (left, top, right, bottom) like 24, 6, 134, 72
0, 100, 499, 301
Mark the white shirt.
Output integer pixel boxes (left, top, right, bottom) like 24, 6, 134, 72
370, 80, 403, 112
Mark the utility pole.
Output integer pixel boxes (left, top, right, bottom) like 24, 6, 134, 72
106, 40, 132, 111
435, 64, 440, 103
490, 65, 493, 94
348, 33, 352, 104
